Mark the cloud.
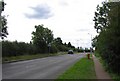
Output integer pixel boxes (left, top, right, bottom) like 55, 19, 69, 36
59, 1, 68, 6
24, 4, 53, 19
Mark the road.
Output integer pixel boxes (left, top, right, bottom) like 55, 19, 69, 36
2, 53, 85, 79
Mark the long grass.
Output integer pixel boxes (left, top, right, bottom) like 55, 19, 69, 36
57, 57, 96, 79
2, 52, 66, 63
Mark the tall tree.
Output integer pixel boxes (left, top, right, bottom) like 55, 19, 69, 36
67, 42, 72, 48
53, 37, 67, 51
93, 1, 120, 74
93, 2, 110, 33
0, 1, 8, 39
53, 37, 63, 45
31, 24, 54, 53
0, 16, 8, 39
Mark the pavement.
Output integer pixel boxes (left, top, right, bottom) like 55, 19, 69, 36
2, 53, 85, 79
92, 54, 113, 80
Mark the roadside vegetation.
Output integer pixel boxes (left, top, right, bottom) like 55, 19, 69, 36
92, 1, 120, 80
56, 57, 96, 79
95, 53, 120, 81
2, 52, 66, 63
2, 24, 92, 63
1, 24, 77, 63
1, 2, 92, 63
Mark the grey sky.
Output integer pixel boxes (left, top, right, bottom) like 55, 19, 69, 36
2, 0, 104, 48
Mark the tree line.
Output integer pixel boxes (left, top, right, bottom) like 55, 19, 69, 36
0, 1, 76, 57
2, 24, 76, 57
93, 1, 120, 75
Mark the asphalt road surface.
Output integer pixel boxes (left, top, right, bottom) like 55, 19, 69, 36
2, 53, 85, 79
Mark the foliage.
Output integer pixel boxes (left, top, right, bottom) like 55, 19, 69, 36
93, 2, 120, 75
84, 47, 90, 52
0, 1, 8, 39
49, 44, 58, 53
78, 47, 84, 52
0, 16, 8, 39
53, 37, 75, 52
3, 52, 67, 63
2, 24, 76, 57
53, 37, 63, 45
31, 24, 54, 53
2, 41, 36, 57
93, 1, 110, 33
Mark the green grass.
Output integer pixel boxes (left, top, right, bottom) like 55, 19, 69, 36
110, 73, 120, 81
2, 52, 66, 63
57, 58, 96, 79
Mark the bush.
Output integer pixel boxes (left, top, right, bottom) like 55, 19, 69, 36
2, 41, 37, 57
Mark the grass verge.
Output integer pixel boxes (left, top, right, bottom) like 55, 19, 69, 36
2, 52, 66, 63
110, 73, 120, 81
56, 57, 96, 79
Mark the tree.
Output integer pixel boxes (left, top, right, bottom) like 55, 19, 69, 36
0, 16, 8, 39
53, 37, 63, 45
0, 1, 8, 39
31, 24, 54, 53
78, 47, 84, 52
93, 1, 120, 75
92, 35, 98, 49
67, 42, 72, 48
84, 48, 90, 52
2, 40, 37, 57
53, 37, 69, 51
93, 2, 110, 33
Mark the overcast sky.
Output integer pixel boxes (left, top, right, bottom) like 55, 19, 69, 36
2, 0, 104, 48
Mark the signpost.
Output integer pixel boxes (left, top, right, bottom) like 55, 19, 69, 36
48, 43, 51, 54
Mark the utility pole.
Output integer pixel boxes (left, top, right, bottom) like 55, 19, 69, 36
48, 43, 51, 54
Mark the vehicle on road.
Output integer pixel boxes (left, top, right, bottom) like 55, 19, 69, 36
68, 50, 74, 54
